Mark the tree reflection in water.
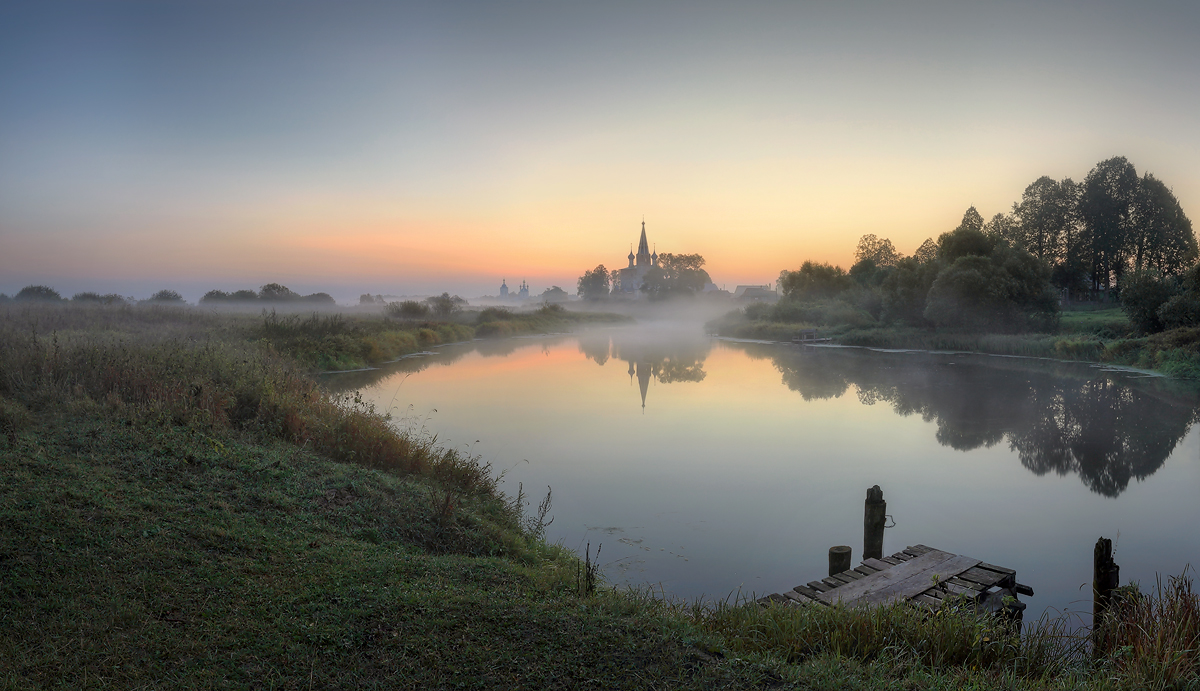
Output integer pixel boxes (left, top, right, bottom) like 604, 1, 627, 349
324, 332, 1200, 498
732, 343, 1200, 497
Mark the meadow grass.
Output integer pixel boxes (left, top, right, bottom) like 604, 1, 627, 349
3, 303, 1199, 688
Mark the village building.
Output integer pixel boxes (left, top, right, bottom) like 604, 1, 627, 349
616, 221, 658, 295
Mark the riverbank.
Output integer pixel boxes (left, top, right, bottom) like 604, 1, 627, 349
2, 306, 1197, 689
709, 305, 1200, 380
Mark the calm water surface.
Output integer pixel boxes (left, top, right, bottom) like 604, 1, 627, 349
324, 325, 1200, 621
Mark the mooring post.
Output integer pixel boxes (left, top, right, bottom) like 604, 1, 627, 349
1093, 537, 1120, 656
864, 485, 886, 561
829, 545, 852, 576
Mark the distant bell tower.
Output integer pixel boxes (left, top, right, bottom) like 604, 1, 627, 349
636, 221, 651, 267
500, 279, 508, 299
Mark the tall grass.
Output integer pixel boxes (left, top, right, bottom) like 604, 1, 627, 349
1098, 571, 1200, 688
692, 595, 1080, 679
0, 318, 496, 502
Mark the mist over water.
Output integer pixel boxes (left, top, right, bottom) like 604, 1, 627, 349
325, 324, 1200, 621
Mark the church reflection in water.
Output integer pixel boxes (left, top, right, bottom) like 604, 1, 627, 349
577, 329, 709, 411
321, 330, 1200, 498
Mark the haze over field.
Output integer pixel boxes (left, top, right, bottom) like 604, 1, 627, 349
3, 1, 1200, 300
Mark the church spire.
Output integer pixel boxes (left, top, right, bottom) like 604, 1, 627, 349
636, 220, 650, 266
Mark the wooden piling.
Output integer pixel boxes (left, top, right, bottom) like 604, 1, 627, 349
864, 485, 886, 560
1093, 537, 1120, 656
828, 545, 852, 576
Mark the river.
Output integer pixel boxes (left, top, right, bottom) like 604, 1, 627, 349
322, 324, 1200, 622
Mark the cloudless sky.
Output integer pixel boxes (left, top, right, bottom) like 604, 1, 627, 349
3, 1, 1199, 300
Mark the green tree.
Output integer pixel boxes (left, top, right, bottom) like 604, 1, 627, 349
854, 234, 901, 268
425, 292, 464, 317
540, 286, 569, 303
259, 283, 299, 301
200, 290, 230, 303
641, 253, 710, 300
1080, 156, 1139, 290
1131, 173, 1196, 276
924, 243, 1058, 331
778, 261, 852, 300
912, 238, 939, 264
386, 300, 430, 319
937, 211, 995, 262
880, 257, 940, 325
576, 265, 611, 300
14, 285, 63, 302
148, 290, 185, 303
1012, 176, 1074, 263
1119, 271, 1176, 334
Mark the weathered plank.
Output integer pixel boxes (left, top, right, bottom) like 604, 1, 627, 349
807, 580, 833, 592
880, 557, 904, 566
977, 560, 1016, 575
862, 557, 894, 571
907, 544, 936, 555
817, 550, 974, 606
793, 584, 827, 601
839, 569, 866, 581
955, 565, 1012, 589
783, 589, 817, 604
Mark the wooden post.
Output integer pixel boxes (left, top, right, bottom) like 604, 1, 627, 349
1093, 537, 1120, 656
864, 485, 886, 561
829, 545, 852, 576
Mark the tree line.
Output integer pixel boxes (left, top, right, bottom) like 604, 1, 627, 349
774, 156, 1196, 332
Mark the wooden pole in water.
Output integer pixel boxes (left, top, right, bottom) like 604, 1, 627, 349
829, 546, 852, 576
1093, 537, 1120, 656
864, 485, 886, 561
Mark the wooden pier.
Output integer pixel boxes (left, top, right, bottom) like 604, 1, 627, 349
761, 544, 1033, 615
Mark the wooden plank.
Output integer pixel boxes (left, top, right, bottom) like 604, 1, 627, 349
852, 566, 878, 576
977, 560, 1016, 575
955, 566, 1012, 589
783, 589, 816, 604
880, 557, 904, 566
907, 544, 936, 555
845, 554, 983, 607
838, 569, 866, 581
944, 576, 985, 592
792, 584, 827, 601
862, 558, 894, 571
941, 581, 983, 599
807, 580, 833, 592
823, 576, 850, 588
892, 552, 914, 561
818, 551, 975, 606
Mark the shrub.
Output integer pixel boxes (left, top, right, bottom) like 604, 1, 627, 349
476, 307, 515, 324
147, 290, 185, 304
14, 285, 63, 302
1120, 271, 1176, 334
386, 300, 430, 319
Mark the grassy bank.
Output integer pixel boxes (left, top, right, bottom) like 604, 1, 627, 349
3, 305, 1198, 689
710, 304, 1200, 379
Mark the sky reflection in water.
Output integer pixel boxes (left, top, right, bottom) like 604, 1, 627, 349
326, 326, 1200, 621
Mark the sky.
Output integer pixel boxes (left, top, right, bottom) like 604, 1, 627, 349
3, 1, 1200, 301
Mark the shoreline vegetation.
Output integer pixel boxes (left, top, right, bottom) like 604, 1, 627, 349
707, 303, 1200, 380
3, 304, 1199, 689
706, 155, 1200, 380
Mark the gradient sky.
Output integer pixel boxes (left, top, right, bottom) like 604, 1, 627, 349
3, 1, 1199, 301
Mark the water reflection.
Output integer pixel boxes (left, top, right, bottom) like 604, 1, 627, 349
728, 343, 1200, 497
579, 330, 709, 409
321, 332, 1199, 497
